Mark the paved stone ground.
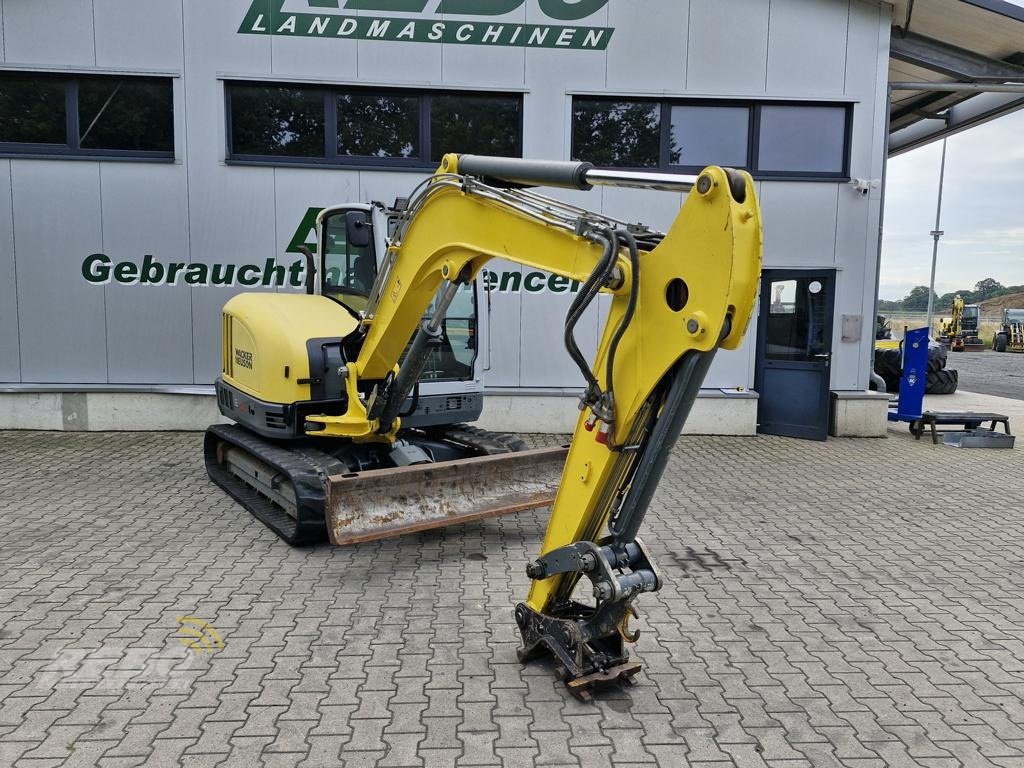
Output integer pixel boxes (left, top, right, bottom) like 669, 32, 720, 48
944, 350, 1024, 400
2, 428, 1024, 767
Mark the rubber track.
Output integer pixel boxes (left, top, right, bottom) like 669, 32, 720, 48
430, 424, 530, 454
204, 424, 329, 545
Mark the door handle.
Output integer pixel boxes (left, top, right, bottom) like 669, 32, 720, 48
813, 353, 831, 359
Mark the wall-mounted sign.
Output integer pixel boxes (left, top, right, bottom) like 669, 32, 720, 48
239, 0, 614, 50
81, 209, 581, 292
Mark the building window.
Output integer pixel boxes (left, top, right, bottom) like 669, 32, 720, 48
231, 84, 325, 158
226, 81, 523, 168
669, 105, 749, 169
571, 97, 850, 179
572, 99, 660, 168
430, 93, 521, 162
0, 72, 174, 159
338, 92, 419, 159
756, 105, 847, 176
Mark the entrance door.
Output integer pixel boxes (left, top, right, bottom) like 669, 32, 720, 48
755, 270, 835, 441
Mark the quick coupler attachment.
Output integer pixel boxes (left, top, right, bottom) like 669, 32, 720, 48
515, 537, 661, 700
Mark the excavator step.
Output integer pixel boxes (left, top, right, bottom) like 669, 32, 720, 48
204, 423, 568, 546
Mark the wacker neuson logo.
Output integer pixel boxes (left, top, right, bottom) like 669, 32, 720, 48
81, 208, 583, 294
239, 0, 613, 50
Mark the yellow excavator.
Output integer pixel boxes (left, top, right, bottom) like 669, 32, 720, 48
205, 154, 762, 696
938, 295, 984, 352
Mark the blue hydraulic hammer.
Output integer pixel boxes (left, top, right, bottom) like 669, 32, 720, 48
887, 326, 929, 424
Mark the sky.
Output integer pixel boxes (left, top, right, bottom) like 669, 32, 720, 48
879, 0, 1024, 301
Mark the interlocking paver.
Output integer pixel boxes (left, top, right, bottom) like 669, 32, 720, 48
4, 428, 1024, 767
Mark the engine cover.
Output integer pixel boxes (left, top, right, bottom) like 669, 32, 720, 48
221, 292, 359, 408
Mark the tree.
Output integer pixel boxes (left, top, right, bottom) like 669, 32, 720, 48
973, 277, 1005, 301
903, 285, 938, 311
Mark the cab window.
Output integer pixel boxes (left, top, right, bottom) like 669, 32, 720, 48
321, 213, 376, 313
417, 283, 477, 381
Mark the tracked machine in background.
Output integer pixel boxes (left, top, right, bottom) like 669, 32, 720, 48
938, 295, 984, 352
205, 153, 763, 696
993, 308, 1024, 353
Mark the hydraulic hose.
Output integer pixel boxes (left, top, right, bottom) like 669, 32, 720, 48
604, 231, 640, 416
563, 230, 618, 398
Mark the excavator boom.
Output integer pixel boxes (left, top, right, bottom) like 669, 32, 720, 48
208, 151, 763, 696
305, 153, 763, 695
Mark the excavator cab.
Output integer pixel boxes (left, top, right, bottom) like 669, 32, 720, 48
316, 204, 481, 415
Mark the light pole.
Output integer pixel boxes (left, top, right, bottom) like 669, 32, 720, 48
925, 138, 948, 337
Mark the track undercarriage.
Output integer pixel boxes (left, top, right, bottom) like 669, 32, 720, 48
204, 424, 568, 545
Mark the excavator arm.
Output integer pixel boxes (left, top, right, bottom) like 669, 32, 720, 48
312, 154, 763, 696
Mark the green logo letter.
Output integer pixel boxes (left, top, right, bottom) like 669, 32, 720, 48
343, 0, 429, 10
436, 0, 524, 14
538, 0, 608, 20
287, 207, 324, 254
82, 253, 112, 284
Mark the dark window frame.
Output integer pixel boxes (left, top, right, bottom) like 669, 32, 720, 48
225, 80, 524, 170
572, 96, 852, 181
0, 71, 175, 162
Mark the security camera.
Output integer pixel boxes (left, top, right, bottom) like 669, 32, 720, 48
849, 178, 879, 196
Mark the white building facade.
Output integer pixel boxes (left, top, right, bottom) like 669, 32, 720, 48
0, 0, 895, 437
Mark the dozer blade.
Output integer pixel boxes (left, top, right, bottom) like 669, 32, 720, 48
325, 446, 568, 545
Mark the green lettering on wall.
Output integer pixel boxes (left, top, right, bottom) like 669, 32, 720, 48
436, 0, 523, 14
287, 207, 324, 254
238, 0, 613, 48
538, 0, 607, 20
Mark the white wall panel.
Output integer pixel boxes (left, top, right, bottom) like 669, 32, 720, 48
441, 7, 526, 88
830, 199, 868, 390
686, 0, 769, 95
188, 166, 277, 384
0, 160, 19, 381
13, 161, 106, 383
846, 1, 885, 101
606, 0, 687, 93
272, 30, 358, 79
705, 335, 756, 390
3, 0, 95, 66
519, 283, 596, 389
759, 182, 839, 267
851, 2, 889, 389
357, 18, 442, 84
767, 0, 849, 95
1, 3, 7, 62
100, 163, 192, 383
483, 259, 522, 387
357, 170, 430, 209
94, 0, 184, 70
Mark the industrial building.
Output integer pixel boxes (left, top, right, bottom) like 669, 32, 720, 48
1, 0, 1022, 438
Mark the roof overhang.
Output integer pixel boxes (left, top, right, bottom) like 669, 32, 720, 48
888, 0, 1024, 155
